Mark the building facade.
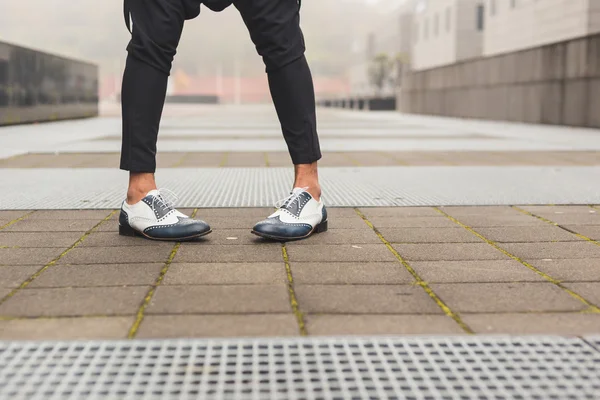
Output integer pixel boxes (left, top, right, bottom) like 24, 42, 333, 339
411, 0, 484, 71
484, 0, 600, 56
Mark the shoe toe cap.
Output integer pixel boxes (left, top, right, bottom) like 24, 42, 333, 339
253, 219, 312, 239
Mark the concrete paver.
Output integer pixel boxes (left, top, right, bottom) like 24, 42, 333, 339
174, 244, 283, 263
292, 262, 414, 285
163, 263, 287, 285
0, 266, 43, 287
391, 243, 509, 261
379, 227, 483, 243
147, 285, 291, 314
285, 244, 397, 262
561, 282, 600, 305
430, 283, 588, 313
136, 315, 299, 338
28, 264, 164, 288
474, 226, 582, 242
0, 232, 85, 248
0, 287, 150, 317
463, 313, 600, 335
305, 315, 465, 335
563, 225, 600, 240
2, 219, 101, 232
0, 247, 64, 266
411, 260, 545, 283
500, 242, 600, 259
527, 258, 600, 282
58, 246, 174, 264
0, 317, 133, 340
294, 285, 444, 314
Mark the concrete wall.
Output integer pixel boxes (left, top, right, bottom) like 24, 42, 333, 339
400, 32, 600, 128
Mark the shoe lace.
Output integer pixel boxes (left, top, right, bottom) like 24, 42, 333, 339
274, 187, 308, 210
151, 188, 178, 215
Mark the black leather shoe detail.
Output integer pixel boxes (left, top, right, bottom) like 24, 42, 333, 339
252, 216, 317, 241
142, 217, 211, 240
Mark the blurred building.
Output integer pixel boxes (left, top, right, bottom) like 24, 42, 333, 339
484, 0, 600, 56
411, 0, 484, 71
346, 0, 414, 97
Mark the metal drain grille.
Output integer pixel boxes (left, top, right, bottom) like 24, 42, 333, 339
0, 336, 599, 400
1, 167, 600, 209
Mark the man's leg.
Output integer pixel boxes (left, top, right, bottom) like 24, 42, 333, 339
119, 0, 210, 241
234, 0, 321, 200
236, 0, 327, 241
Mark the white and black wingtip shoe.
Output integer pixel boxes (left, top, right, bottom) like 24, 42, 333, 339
119, 189, 211, 241
252, 188, 328, 242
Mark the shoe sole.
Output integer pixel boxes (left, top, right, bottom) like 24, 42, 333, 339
251, 220, 328, 242
119, 224, 212, 242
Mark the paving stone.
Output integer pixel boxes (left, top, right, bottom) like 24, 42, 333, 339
291, 229, 381, 245
137, 314, 299, 338
175, 244, 283, 263
534, 214, 600, 225
196, 208, 276, 218
193, 229, 282, 246
326, 208, 364, 218
0, 287, 150, 317
453, 215, 547, 227
81, 232, 178, 247
29, 264, 164, 288
58, 246, 174, 265
295, 285, 443, 314
0, 220, 11, 228
439, 206, 522, 216
0, 266, 41, 287
2, 219, 100, 232
429, 283, 587, 313
562, 282, 600, 305
392, 243, 508, 261
519, 205, 599, 215
475, 226, 581, 242
0, 317, 133, 340
27, 210, 114, 220
563, 225, 600, 240
463, 313, 600, 335
0, 248, 64, 266
306, 315, 465, 335
411, 260, 544, 283
379, 227, 482, 243
527, 258, 600, 282
0, 211, 30, 220
367, 217, 458, 228
147, 285, 290, 314
0, 232, 83, 248
328, 217, 370, 229
286, 244, 396, 262
501, 242, 600, 259
359, 207, 441, 218
163, 263, 286, 285
198, 216, 269, 229
0, 288, 10, 299
95, 221, 119, 232
292, 262, 414, 285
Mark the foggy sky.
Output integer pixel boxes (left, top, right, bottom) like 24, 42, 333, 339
0, 0, 398, 78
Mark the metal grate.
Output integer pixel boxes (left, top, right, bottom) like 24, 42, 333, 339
1, 167, 600, 209
587, 336, 600, 352
0, 336, 599, 400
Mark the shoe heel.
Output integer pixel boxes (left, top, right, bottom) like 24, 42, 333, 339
316, 220, 328, 233
119, 224, 137, 237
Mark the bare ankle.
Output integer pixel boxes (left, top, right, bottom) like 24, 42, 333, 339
294, 162, 321, 201
127, 173, 157, 205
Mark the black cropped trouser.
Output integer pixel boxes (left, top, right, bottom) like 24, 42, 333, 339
120, 0, 321, 173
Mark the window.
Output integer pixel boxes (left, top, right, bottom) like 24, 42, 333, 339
490, 0, 496, 16
511, 0, 516, 8
476, 4, 485, 31
434, 13, 439, 36
446, 7, 451, 32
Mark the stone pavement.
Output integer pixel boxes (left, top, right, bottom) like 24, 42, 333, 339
1, 205, 600, 340
0, 104, 599, 340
